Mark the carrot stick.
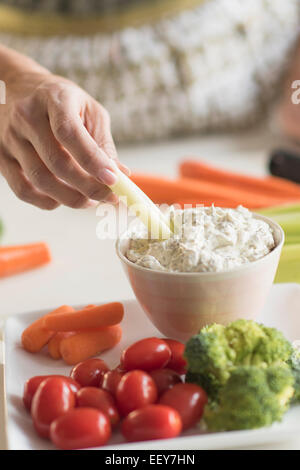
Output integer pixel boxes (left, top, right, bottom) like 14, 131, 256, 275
48, 332, 75, 359
59, 325, 122, 365
21, 305, 75, 353
0, 242, 51, 278
43, 302, 124, 332
47, 306, 96, 359
179, 160, 300, 198
131, 173, 295, 209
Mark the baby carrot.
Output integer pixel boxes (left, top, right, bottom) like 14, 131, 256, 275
21, 305, 75, 353
47, 332, 75, 359
60, 325, 122, 365
0, 242, 51, 278
43, 302, 124, 332
47, 305, 96, 359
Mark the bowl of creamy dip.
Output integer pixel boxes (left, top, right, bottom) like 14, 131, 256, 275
116, 206, 284, 341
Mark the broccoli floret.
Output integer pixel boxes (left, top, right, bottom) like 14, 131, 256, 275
287, 346, 300, 402
184, 319, 292, 400
184, 323, 233, 399
203, 365, 294, 431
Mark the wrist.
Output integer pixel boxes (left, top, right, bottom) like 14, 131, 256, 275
0, 44, 50, 99
7, 69, 51, 99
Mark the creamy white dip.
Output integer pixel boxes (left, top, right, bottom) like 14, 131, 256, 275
126, 206, 275, 273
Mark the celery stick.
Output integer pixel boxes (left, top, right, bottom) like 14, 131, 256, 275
258, 204, 300, 217
268, 213, 300, 236
109, 167, 172, 239
259, 206, 300, 283
275, 244, 300, 284
258, 211, 300, 239
285, 235, 300, 245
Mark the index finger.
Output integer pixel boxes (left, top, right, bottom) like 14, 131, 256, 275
48, 102, 118, 186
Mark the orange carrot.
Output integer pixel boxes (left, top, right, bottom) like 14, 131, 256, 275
179, 159, 300, 199
47, 332, 75, 359
0, 242, 51, 278
21, 305, 75, 353
59, 325, 122, 365
131, 173, 295, 209
47, 306, 95, 359
43, 302, 124, 332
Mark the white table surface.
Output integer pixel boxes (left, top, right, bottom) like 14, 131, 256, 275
1, 125, 299, 450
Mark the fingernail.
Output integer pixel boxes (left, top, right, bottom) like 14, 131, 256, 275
87, 200, 99, 207
97, 168, 118, 186
83, 200, 98, 209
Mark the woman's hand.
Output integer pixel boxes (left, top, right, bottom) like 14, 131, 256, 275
0, 71, 128, 209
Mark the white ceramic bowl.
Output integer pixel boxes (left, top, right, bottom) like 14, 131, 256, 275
116, 214, 284, 341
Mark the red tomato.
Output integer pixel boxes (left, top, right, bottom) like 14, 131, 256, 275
23, 375, 80, 411
31, 377, 76, 438
70, 358, 109, 387
150, 369, 182, 396
121, 337, 171, 372
101, 369, 125, 396
159, 383, 208, 430
76, 387, 120, 428
50, 408, 111, 450
116, 370, 158, 416
164, 339, 187, 375
122, 405, 182, 442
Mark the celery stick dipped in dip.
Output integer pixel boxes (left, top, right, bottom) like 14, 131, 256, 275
126, 206, 275, 273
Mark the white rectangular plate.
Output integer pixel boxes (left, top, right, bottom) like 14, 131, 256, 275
4, 283, 300, 450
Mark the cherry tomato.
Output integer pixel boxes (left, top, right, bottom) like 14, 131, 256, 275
31, 377, 76, 438
121, 337, 171, 372
50, 408, 111, 450
116, 370, 157, 416
121, 405, 182, 442
159, 383, 208, 430
150, 369, 182, 396
23, 375, 80, 411
70, 358, 109, 387
101, 369, 125, 396
76, 387, 120, 428
164, 339, 187, 375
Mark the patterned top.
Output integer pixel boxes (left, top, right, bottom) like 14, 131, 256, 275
0, 0, 205, 35
0, 0, 145, 15
0, 0, 299, 143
